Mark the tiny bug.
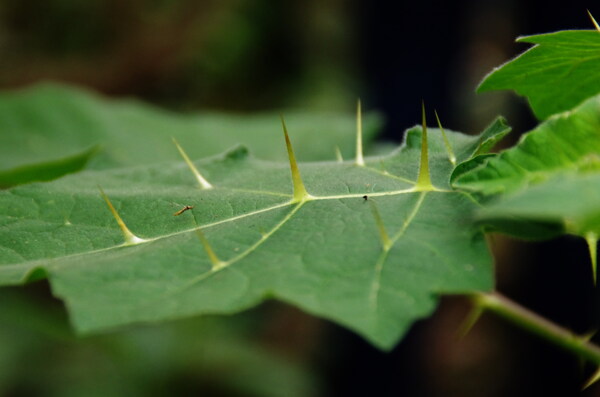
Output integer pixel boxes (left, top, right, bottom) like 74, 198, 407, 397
362, 195, 368, 201
173, 205, 194, 216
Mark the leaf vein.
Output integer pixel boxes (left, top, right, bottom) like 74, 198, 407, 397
368, 191, 427, 312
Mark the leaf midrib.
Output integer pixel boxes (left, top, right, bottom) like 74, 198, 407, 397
1, 186, 415, 269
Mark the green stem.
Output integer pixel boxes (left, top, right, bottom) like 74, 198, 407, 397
471, 291, 600, 365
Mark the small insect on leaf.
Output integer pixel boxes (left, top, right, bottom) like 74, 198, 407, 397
363, 195, 368, 201
173, 205, 194, 216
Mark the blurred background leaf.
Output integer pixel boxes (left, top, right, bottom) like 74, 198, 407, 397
0, 83, 383, 186
478, 31, 600, 120
0, 145, 99, 188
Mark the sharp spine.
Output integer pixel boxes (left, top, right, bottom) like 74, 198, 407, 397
194, 227, 225, 270
355, 99, 365, 166
98, 186, 146, 245
435, 110, 456, 166
586, 232, 598, 285
369, 200, 392, 250
414, 101, 434, 191
588, 10, 600, 32
281, 115, 310, 202
172, 138, 213, 190
335, 146, 344, 163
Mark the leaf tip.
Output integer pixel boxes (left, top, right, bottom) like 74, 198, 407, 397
172, 137, 213, 190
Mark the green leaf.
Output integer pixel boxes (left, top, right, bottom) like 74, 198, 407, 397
478, 30, 600, 120
478, 173, 600, 280
0, 146, 99, 189
454, 94, 600, 195
0, 83, 382, 171
0, 121, 496, 349
450, 154, 496, 186
449, 117, 512, 184
457, 94, 600, 281
461, 116, 512, 157
479, 173, 600, 235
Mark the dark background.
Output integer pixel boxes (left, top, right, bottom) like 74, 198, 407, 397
1, 1, 599, 396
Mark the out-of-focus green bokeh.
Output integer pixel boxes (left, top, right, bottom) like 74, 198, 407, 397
0, 287, 321, 397
0, 0, 361, 112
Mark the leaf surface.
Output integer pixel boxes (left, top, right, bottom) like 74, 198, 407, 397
0, 122, 496, 349
478, 30, 600, 119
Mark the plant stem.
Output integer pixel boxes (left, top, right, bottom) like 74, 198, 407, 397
471, 291, 600, 365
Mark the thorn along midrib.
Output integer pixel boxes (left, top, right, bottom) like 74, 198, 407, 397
280, 115, 311, 202
415, 101, 433, 191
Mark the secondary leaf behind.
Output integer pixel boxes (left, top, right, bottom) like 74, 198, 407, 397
478, 30, 600, 120
0, 83, 382, 172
